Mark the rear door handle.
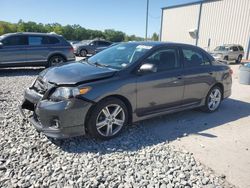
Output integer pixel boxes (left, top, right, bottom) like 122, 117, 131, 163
209, 72, 213, 75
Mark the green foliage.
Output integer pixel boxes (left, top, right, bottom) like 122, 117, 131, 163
124, 34, 144, 42
0, 20, 143, 42
151, 32, 159, 41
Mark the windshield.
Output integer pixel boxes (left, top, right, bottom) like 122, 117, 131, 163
214, 46, 229, 51
80, 40, 91, 44
87, 43, 152, 70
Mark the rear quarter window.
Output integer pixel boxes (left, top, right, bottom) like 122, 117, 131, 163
48, 36, 60, 44
238, 46, 244, 51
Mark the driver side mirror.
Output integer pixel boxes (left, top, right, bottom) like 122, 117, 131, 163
138, 63, 157, 74
0, 42, 3, 49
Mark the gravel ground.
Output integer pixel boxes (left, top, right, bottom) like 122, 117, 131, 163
0, 68, 234, 188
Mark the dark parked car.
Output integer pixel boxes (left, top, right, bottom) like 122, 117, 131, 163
0, 32, 75, 68
19, 42, 232, 140
72, 39, 112, 57
94, 42, 120, 54
68, 40, 80, 45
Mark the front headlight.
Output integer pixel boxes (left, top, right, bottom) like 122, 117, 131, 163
49, 87, 91, 101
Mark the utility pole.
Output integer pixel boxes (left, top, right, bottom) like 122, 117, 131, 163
145, 0, 149, 41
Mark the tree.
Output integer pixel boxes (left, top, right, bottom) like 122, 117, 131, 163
151, 32, 159, 41
125, 35, 144, 42
104, 29, 125, 42
0, 20, 142, 42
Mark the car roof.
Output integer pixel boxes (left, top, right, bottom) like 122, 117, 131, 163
1, 32, 60, 37
219, 44, 243, 47
123, 41, 203, 49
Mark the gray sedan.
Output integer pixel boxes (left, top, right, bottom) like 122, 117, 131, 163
19, 42, 232, 140
72, 39, 112, 57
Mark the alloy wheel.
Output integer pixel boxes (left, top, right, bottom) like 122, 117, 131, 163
80, 50, 87, 57
96, 104, 125, 137
208, 88, 221, 111
51, 56, 64, 66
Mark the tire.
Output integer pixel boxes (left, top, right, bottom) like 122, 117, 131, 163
86, 98, 129, 140
80, 49, 87, 57
47, 55, 65, 67
201, 86, 222, 113
236, 55, 242, 64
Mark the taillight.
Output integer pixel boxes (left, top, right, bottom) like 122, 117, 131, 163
69, 47, 74, 53
229, 69, 233, 75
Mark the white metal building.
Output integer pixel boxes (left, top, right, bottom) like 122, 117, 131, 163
160, 0, 250, 59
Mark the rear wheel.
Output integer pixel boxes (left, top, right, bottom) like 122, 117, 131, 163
201, 86, 222, 113
86, 98, 129, 140
47, 55, 65, 67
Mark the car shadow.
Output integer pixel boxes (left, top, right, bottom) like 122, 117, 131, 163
56, 98, 250, 154
0, 67, 44, 77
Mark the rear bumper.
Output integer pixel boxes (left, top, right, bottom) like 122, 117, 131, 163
19, 88, 93, 139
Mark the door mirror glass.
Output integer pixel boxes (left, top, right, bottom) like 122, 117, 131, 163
138, 63, 157, 73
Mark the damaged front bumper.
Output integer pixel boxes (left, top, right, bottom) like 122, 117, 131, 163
19, 88, 93, 139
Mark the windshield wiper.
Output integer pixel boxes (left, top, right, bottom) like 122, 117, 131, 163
82, 59, 108, 68
92, 62, 108, 68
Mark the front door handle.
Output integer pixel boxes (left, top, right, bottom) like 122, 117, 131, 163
209, 72, 213, 75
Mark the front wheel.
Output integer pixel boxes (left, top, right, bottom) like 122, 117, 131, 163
236, 55, 242, 64
80, 49, 87, 57
86, 98, 129, 140
201, 86, 222, 113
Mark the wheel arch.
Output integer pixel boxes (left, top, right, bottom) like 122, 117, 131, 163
210, 82, 224, 99
79, 48, 88, 54
47, 53, 67, 62
85, 94, 133, 129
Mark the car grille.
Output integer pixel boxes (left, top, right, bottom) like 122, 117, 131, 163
33, 78, 54, 95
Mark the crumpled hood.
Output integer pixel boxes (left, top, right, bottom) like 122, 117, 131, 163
39, 61, 117, 85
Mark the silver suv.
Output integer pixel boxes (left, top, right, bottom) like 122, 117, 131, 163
210, 44, 244, 63
0, 32, 75, 68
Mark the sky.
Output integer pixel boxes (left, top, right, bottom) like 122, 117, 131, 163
1, 0, 200, 37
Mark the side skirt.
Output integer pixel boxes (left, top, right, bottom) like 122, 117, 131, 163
132, 102, 203, 123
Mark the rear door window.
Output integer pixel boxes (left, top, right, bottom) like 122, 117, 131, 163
182, 47, 211, 67
2, 36, 28, 46
232, 46, 238, 51
99, 41, 111, 46
28, 36, 44, 45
